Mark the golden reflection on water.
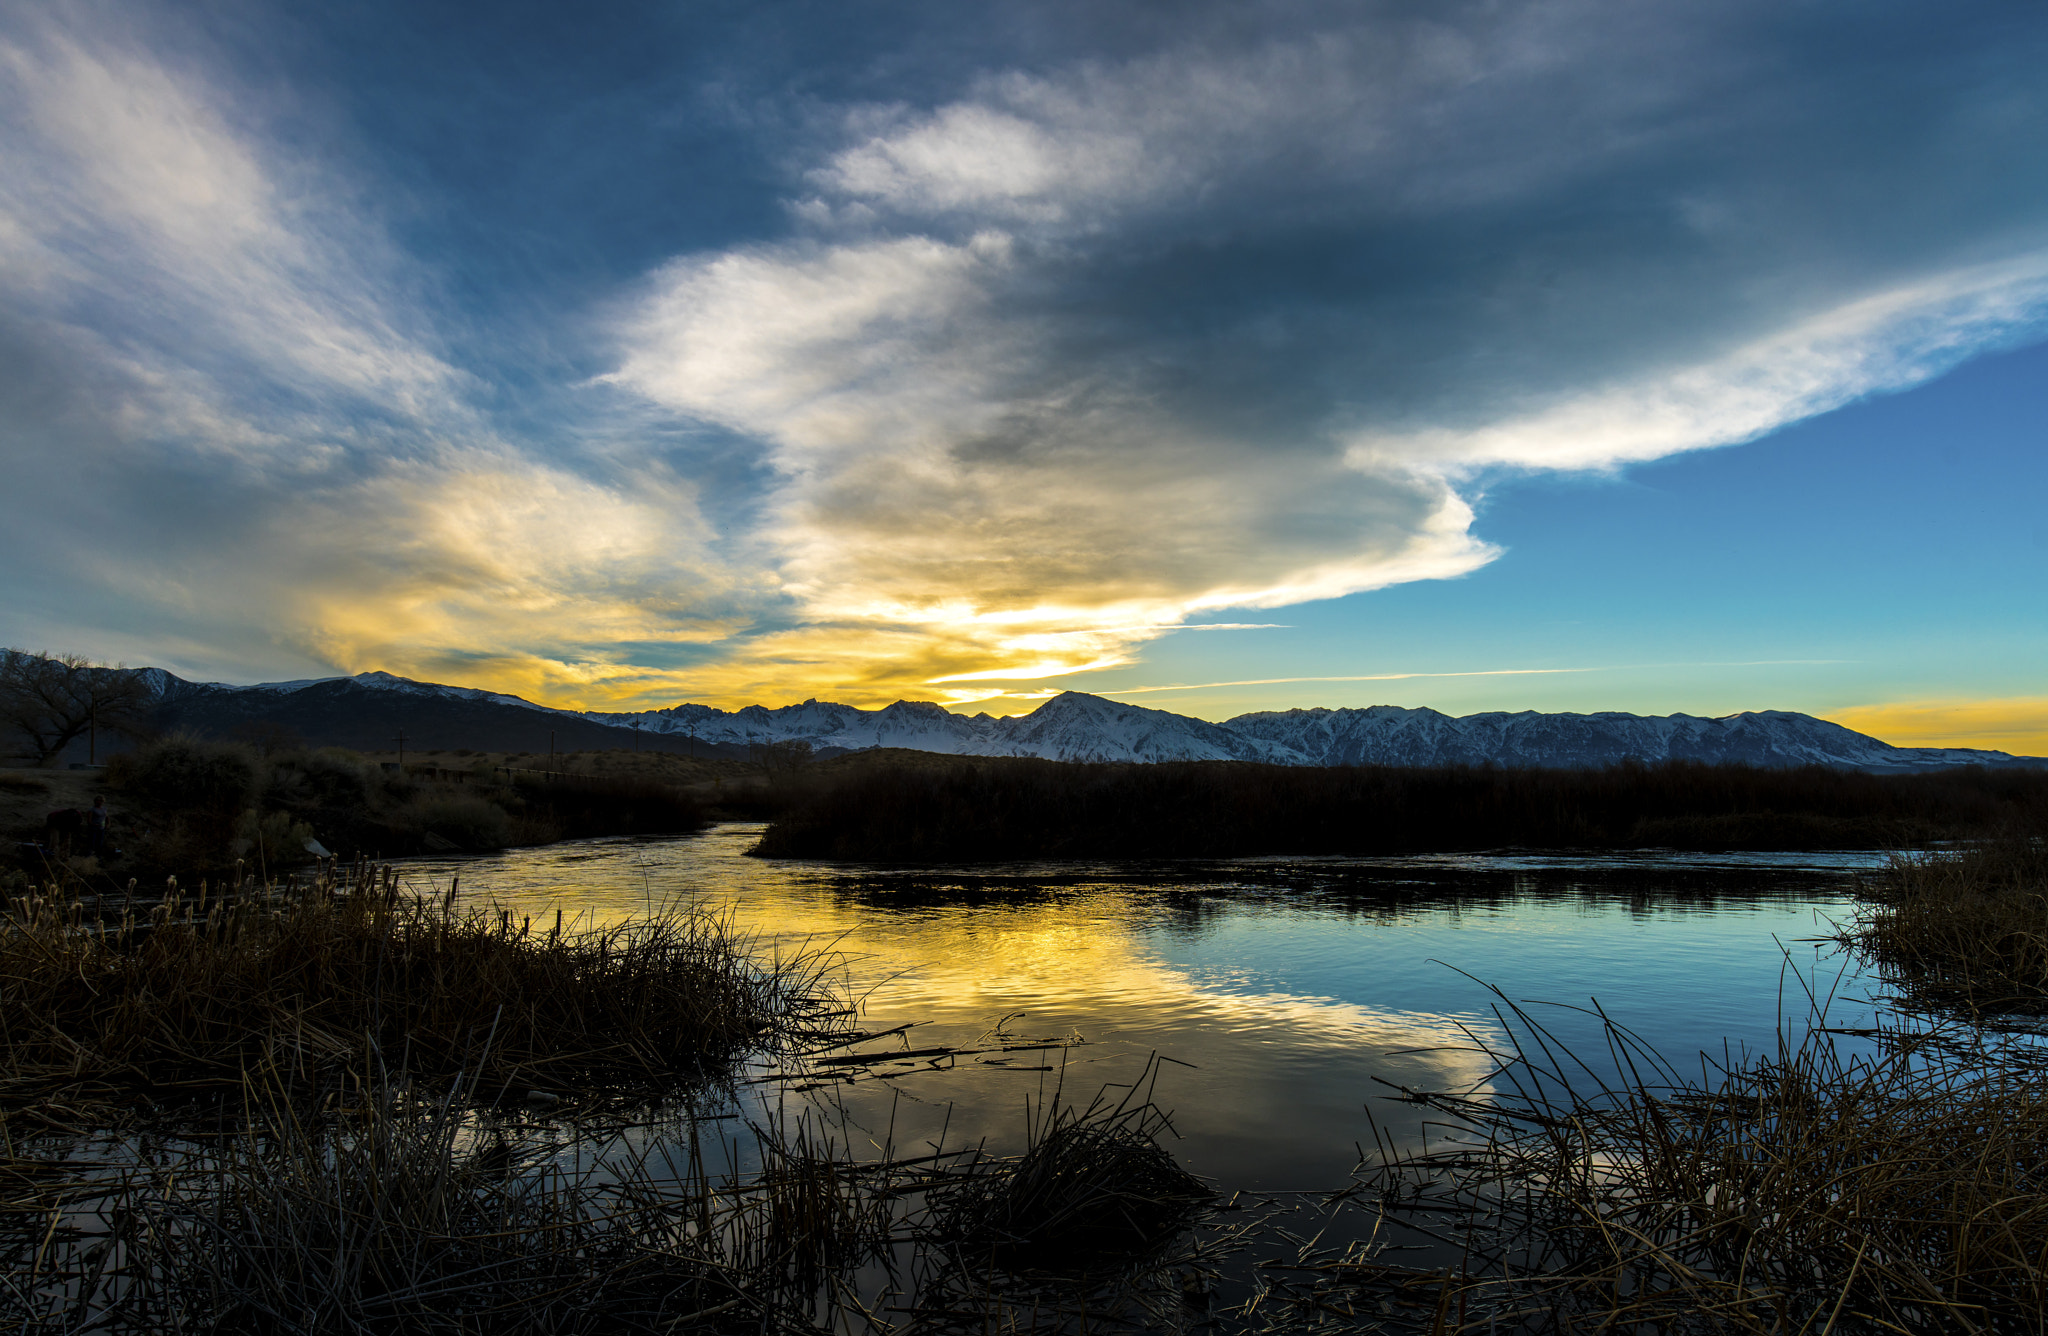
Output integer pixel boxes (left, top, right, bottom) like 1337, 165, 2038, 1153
393, 825, 1864, 1191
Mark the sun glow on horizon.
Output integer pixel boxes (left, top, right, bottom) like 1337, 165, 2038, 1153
1827, 698, 2048, 759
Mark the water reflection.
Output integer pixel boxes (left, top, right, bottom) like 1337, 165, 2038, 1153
395, 825, 1884, 1192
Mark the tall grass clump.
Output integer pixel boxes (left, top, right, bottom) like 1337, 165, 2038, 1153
1852, 825, 2048, 1015
1327, 989, 2048, 1334
925, 1055, 1210, 1276
0, 862, 846, 1128
3, 1063, 897, 1334
0, 1049, 1223, 1334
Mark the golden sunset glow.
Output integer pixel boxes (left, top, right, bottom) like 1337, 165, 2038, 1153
1829, 699, 2048, 759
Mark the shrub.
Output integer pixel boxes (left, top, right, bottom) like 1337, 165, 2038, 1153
286, 748, 372, 809
233, 809, 322, 870
112, 734, 258, 818
394, 792, 514, 852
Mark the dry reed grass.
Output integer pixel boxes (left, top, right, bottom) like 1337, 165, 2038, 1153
1308, 986, 2048, 1334
1, 1064, 898, 1333
1853, 829, 2048, 1015
924, 1054, 1211, 1277
0, 1049, 1226, 1334
0, 861, 848, 1131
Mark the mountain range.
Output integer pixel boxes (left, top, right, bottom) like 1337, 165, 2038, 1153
89, 666, 2044, 774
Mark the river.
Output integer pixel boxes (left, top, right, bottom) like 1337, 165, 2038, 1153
396, 823, 1888, 1194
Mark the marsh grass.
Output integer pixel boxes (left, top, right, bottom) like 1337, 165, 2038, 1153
0, 1050, 1226, 1335
0, 861, 848, 1131
1852, 829, 2048, 1015
924, 1054, 1212, 1277
1, 1065, 903, 1333
1300, 984, 2048, 1334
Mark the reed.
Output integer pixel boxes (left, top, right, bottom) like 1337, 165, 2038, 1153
1318, 987, 2048, 1334
2, 1066, 896, 1333
0, 861, 848, 1130
0, 1047, 1222, 1334
1852, 827, 2048, 1015
925, 1054, 1211, 1276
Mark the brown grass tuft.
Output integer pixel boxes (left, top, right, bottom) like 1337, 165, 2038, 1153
0, 861, 847, 1130
1852, 829, 2048, 1015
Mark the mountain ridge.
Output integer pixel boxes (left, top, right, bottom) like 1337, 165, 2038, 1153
71, 665, 2042, 774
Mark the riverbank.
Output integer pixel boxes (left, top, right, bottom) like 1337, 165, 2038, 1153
1851, 826, 2048, 1016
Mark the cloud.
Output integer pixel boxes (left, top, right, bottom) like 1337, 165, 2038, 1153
0, 5, 752, 698
7, 0, 2048, 712
606, 1, 2048, 701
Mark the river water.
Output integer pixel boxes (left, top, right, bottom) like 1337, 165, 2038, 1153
397, 824, 1888, 1195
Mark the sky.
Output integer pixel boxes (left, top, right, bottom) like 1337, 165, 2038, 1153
1, 0, 2045, 750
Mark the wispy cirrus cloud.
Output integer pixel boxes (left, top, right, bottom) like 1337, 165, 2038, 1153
0, 3, 750, 700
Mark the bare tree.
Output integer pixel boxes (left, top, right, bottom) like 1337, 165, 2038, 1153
0, 650, 155, 766
749, 738, 814, 775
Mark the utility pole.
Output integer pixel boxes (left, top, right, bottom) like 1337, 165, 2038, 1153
88, 699, 96, 766
548, 730, 556, 775
394, 729, 408, 766
631, 719, 642, 752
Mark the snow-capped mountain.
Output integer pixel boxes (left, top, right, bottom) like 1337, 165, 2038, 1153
84, 661, 2046, 772
1219, 705, 2024, 773
594, 691, 1302, 763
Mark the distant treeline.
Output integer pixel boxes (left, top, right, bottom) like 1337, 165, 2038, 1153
18, 736, 708, 883
751, 758, 2048, 861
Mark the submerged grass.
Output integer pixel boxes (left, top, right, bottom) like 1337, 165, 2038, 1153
1, 1048, 1224, 1334
0, 861, 848, 1131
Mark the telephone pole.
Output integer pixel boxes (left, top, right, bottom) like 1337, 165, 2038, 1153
394, 729, 408, 766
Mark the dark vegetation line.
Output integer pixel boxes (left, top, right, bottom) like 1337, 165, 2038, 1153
11, 733, 707, 888
752, 755, 2048, 860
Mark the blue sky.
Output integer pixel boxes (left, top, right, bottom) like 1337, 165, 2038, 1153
1, 0, 2045, 747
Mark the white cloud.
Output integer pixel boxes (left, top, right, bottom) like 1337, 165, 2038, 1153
0, 7, 751, 700
0, 23, 462, 431
1347, 255, 2048, 474
607, 4, 2048, 699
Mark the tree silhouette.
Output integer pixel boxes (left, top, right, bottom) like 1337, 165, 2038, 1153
0, 650, 155, 766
